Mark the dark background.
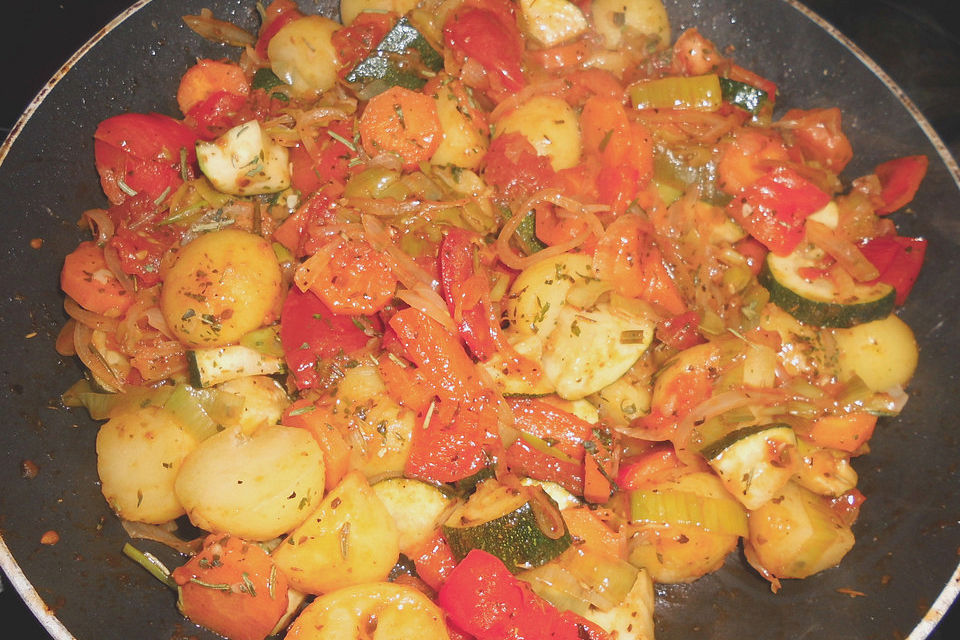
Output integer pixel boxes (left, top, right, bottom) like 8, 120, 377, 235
1, 0, 958, 638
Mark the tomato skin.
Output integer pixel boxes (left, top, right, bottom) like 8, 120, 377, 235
655, 310, 705, 351
306, 238, 398, 315
439, 227, 505, 360
483, 132, 558, 199
858, 234, 927, 305
726, 165, 831, 256
332, 11, 396, 78
778, 108, 853, 173
254, 0, 303, 59
187, 90, 249, 140
279, 287, 375, 390
444, 6, 525, 93
94, 113, 197, 205
874, 155, 928, 214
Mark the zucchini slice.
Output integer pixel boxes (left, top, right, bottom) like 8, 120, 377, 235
701, 423, 799, 510
195, 120, 291, 196
759, 245, 895, 328
442, 479, 572, 573
372, 476, 455, 554
719, 77, 768, 115
187, 344, 286, 388
344, 17, 443, 99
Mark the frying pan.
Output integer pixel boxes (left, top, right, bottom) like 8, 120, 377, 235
1, 1, 958, 638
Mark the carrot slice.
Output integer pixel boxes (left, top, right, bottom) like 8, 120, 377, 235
359, 86, 442, 169
176, 59, 250, 115
60, 241, 133, 317
298, 238, 398, 315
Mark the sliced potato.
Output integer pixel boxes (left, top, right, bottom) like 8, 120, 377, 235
217, 375, 290, 434
273, 471, 400, 595
430, 79, 488, 169
268, 15, 341, 96
97, 407, 196, 524
505, 252, 595, 337
519, 0, 589, 47
590, 0, 670, 50
832, 313, 918, 392
495, 96, 582, 171
174, 425, 325, 540
160, 229, 283, 348
285, 582, 449, 640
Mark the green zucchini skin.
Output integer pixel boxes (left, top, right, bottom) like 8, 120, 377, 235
719, 77, 768, 115
759, 251, 895, 328
187, 344, 286, 388
442, 481, 572, 573
344, 17, 444, 99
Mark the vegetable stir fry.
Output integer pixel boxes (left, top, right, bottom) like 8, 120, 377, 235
57, 0, 928, 638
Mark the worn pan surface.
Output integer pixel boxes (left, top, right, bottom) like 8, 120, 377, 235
1, 1, 958, 638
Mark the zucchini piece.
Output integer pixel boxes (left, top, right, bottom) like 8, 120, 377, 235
442, 479, 572, 573
372, 477, 455, 554
187, 344, 286, 388
195, 120, 291, 196
719, 77, 768, 115
759, 245, 895, 328
344, 17, 443, 100
701, 423, 799, 510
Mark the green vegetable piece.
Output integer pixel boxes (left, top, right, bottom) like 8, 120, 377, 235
345, 17, 444, 98
251, 67, 285, 91
719, 77, 768, 115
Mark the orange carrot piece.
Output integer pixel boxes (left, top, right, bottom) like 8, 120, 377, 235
359, 86, 442, 169
176, 59, 250, 115
60, 241, 133, 317
172, 534, 289, 640
281, 398, 351, 491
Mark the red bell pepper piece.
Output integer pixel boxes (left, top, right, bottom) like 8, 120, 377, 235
444, 5, 525, 92
858, 234, 927, 305
617, 444, 683, 491
439, 227, 506, 361
726, 165, 831, 256
438, 549, 610, 640
94, 112, 198, 205
278, 287, 376, 390
874, 155, 928, 214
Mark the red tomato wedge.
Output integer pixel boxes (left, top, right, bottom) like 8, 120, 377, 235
94, 112, 197, 205
874, 154, 928, 214
278, 287, 376, 390
444, 6, 525, 93
858, 234, 927, 305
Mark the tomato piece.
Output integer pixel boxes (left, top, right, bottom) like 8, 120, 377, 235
331, 11, 396, 78
60, 241, 134, 316
617, 444, 683, 491
176, 59, 250, 116
439, 227, 506, 360
726, 165, 831, 255
254, 0, 303, 59
829, 488, 866, 528
279, 287, 375, 390
406, 530, 459, 591
858, 234, 927, 305
444, 6, 525, 93
172, 533, 289, 640
281, 398, 352, 490
272, 188, 341, 258
778, 107, 853, 173
303, 238, 398, 315
655, 310, 705, 351
483, 132, 558, 199
873, 155, 928, 214
94, 113, 197, 205
187, 90, 249, 140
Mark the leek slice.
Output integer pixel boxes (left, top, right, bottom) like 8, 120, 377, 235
629, 488, 748, 537
629, 74, 722, 111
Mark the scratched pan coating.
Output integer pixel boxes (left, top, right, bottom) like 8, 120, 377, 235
0, 1, 957, 638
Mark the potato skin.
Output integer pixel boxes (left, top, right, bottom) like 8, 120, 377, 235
160, 229, 282, 348
96, 407, 197, 524
174, 425, 326, 541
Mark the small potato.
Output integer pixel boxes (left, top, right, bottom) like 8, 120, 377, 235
833, 313, 918, 392
505, 252, 595, 336
273, 471, 400, 595
217, 375, 290, 434
160, 229, 282, 348
340, 0, 420, 26
430, 79, 489, 170
591, 0, 671, 50
174, 425, 326, 541
268, 16, 341, 96
745, 481, 855, 580
519, 0, 589, 47
97, 407, 197, 524
495, 96, 582, 171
